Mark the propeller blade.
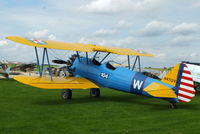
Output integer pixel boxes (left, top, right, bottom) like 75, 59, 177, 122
52, 60, 68, 64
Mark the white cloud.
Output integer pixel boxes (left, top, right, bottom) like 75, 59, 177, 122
0, 30, 56, 62
172, 35, 200, 45
83, 0, 117, 13
26, 29, 56, 40
190, 52, 198, 59
48, 34, 57, 40
171, 23, 200, 35
79, 36, 108, 45
138, 21, 200, 38
117, 20, 126, 27
83, 0, 167, 14
94, 29, 118, 36
155, 53, 167, 60
0, 40, 8, 46
1, 0, 200, 67
192, 1, 200, 8
115, 20, 133, 29
79, 35, 136, 47
139, 21, 171, 36
173, 35, 194, 42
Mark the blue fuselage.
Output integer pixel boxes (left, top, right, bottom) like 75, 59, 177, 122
71, 57, 178, 102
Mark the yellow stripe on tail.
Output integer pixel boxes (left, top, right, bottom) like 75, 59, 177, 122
161, 64, 180, 87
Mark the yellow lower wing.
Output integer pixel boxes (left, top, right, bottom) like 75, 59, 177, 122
14, 76, 99, 89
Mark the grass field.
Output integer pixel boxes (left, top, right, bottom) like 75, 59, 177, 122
0, 79, 200, 134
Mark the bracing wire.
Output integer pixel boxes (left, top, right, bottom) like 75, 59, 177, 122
48, 49, 63, 60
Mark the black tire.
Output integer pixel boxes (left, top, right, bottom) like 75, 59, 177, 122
61, 89, 72, 100
90, 88, 100, 97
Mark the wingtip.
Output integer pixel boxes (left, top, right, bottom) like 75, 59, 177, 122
5, 36, 14, 40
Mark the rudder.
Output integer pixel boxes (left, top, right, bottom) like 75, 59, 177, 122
161, 63, 196, 102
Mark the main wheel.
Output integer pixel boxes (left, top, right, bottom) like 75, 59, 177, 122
59, 70, 66, 77
90, 88, 100, 97
61, 89, 72, 100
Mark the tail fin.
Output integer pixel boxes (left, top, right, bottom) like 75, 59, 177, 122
161, 63, 196, 102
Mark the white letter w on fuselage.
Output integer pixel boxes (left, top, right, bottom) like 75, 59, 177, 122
133, 80, 144, 90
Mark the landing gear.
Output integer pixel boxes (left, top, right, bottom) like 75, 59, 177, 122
170, 103, 177, 109
195, 84, 200, 92
59, 70, 66, 77
61, 89, 72, 100
90, 88, 100, 97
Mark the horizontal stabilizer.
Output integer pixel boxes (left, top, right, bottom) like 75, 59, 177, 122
144, 82, 177, 98
14, 76, 99, 89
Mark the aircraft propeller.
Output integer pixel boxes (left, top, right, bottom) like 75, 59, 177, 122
52, 54, 77, 76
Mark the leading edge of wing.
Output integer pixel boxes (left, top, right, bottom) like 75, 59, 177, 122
86, 44, 154, 57
14, 75, 99, 89
6, 36, 93, 52
6, 36, 153, 56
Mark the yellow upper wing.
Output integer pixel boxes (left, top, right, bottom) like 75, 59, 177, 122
6, 36, 153, 56
86, 44, 153, 57
6, 36, 93, 52
14, 75, 99, 89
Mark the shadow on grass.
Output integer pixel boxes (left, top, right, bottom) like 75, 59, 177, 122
176, 104, 199, 110
0, 78, 14, 81
33, 94, 199, 110
2, 78, 200, 110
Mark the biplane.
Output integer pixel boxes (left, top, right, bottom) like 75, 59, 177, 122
0, 62, 10, 78
0, 61, 36, 78
6, 36, 196, 108
11, 63, 36, 73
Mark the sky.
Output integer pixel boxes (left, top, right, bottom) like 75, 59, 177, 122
0, 0, 200, 67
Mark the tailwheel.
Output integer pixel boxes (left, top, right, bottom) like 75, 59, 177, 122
170, 103, 177, 109
61, 89, 72, 100
90, 88, 100, 97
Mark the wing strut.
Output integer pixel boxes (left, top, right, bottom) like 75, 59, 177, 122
35, 47, 41, 75
132, 56, 141, 72
76, 51, 80, 61
34, 47, 53, 80
86, 52, 88, 64
100, 52, 110, 63
93, 51, 99, 59
45, 49, 53, 80
127, 55, 130, 69
138, 56, 141, 72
